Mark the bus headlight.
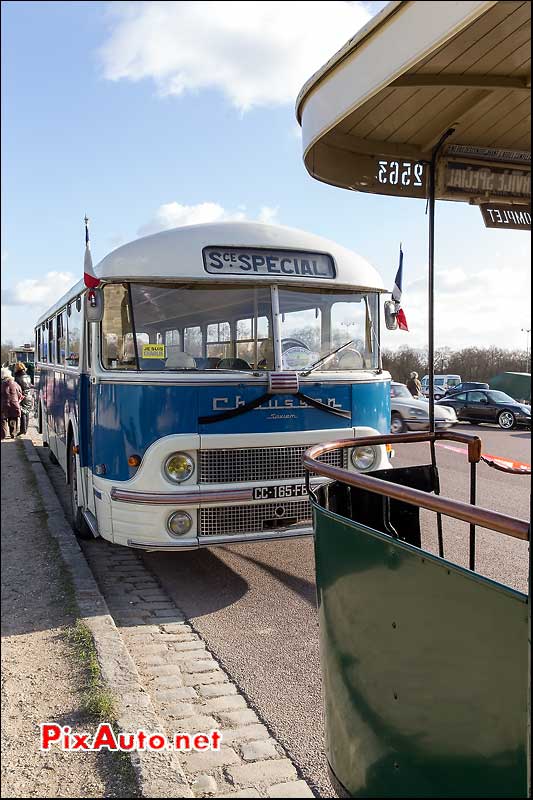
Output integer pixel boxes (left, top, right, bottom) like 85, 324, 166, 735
164, 452, 195, 483
350, 445, 377, 471
167, 511, 193, 537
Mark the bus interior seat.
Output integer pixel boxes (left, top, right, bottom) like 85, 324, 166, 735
217, 358, 251, 370
139, 358, 167, 371
195, 357, 220, 369
165, 348, 196, 369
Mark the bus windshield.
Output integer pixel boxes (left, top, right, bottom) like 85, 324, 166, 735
101, 282, 379, 372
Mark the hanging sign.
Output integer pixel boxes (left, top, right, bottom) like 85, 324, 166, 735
479, 204, 531, 230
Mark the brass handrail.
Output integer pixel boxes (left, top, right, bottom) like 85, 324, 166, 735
303, 432, 530, 542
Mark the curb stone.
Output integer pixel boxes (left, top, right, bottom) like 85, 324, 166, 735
22, 439, 193, 799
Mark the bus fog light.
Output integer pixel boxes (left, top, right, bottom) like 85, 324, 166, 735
350, 446, 377, 471
164, 452, 194, 483
167, 511, 193, 537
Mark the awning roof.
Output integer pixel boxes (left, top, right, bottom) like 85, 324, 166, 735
296, 0, 531, 204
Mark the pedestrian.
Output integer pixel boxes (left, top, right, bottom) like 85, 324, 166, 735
1, 367, 23, 440
406, 371, 422, 397
14, 362, 33, 436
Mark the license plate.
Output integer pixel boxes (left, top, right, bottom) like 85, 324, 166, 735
252, 484, 308, 500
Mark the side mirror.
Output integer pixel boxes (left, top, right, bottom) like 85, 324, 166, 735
384, 300, 398, 331
84, 287, 104, 323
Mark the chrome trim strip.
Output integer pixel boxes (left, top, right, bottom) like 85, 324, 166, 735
126, 527, 313, 550
111, 478, 328, 505
111, 487, 254, 504
127, 539, 200, 551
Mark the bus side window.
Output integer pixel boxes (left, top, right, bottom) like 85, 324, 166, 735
42, 324, 48, 362
56, 310, 67, 365
183, 326, 202, 358
66, 298, 82, 367
48, 319, 56, 364
101, 284, 136, 369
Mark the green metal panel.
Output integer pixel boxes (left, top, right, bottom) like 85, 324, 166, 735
489, 372, 531, 402
313, 502, 529, 798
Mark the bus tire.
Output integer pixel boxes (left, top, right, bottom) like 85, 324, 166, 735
68, 444, 92, 539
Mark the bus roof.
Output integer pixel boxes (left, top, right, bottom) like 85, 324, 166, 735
36, 221, 386, 326
296, 0, 531, 202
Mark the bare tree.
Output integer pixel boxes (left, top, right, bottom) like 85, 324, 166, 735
1, 340, 14, 365
384, 345, 529, 384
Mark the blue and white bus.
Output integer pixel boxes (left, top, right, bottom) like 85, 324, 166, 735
35, 221, 392, 550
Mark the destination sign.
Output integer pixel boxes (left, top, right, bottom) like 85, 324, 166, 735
439, 160, 531, 201
446, 145, 530, 166
203, 247, 336, 279
479, 204, 531, 231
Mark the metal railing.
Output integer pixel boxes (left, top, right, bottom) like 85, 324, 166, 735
303, 432, 530, 564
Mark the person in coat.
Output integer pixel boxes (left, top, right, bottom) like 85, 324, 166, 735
1, 367, 23, 439
406, 371, 422, 398
14, 362, 33, 436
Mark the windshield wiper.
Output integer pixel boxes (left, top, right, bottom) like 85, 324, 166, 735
300, 339, 355, 377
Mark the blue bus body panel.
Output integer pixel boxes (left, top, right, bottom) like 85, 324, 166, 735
38, 368, 90, 461
92, 381, 390, 481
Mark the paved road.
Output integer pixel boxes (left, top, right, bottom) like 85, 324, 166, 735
143, 421, 530, 797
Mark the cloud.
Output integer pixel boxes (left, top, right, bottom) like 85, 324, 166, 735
1, 271, 75, 307
382, 264, 531, 351
138, 200, 279, 236
257, 205, 279, 224
100, 1, 371, 111
1, 271, 76, 345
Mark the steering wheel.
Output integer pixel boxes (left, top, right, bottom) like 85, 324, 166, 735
281, 338, 310, 352
337, 348, 364, 369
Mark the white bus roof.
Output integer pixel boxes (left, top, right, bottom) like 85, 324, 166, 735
296, 0, 530, 201
36, 221, 386, 326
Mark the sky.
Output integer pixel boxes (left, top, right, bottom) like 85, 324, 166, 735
1, 0, 531, 354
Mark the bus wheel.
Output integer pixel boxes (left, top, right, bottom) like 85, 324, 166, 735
69, 445, 92, 539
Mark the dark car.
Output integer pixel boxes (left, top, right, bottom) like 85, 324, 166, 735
444, 381, 489, 396
436, 389, 531, 429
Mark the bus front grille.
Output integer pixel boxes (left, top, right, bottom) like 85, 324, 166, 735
199, 445, 346, 484
199, 500, 312, 537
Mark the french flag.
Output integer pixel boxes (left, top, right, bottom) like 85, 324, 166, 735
84, 216, 100, 289
392, 245, 408, 331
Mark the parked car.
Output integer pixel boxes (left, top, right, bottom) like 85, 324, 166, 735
390, 382, 457, 433
444, 381, 489, 396
436, 389, 531, 429
420, 374, 461, 399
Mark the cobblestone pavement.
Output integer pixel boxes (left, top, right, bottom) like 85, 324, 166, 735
84, 541, 314, 799
29, 425, 315, 799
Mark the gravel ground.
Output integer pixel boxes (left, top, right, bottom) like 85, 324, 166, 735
1, 437, 139, 799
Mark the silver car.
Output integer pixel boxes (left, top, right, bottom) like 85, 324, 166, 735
390, 382, 457, 433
